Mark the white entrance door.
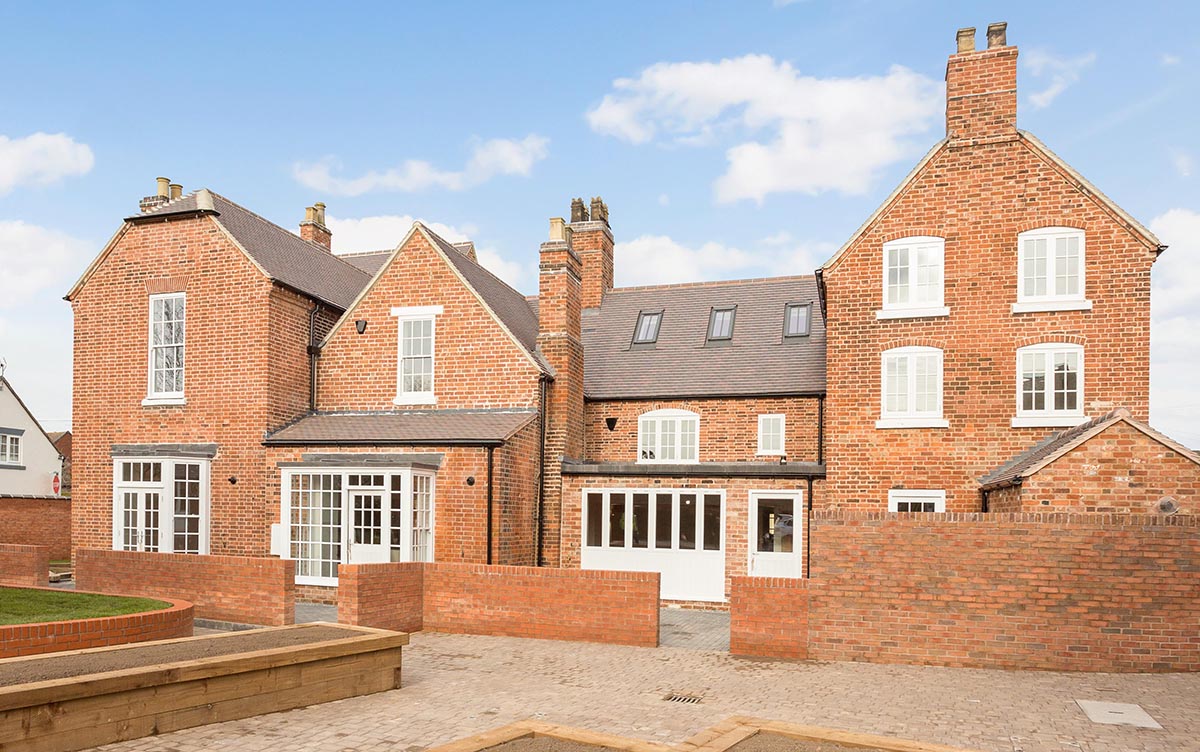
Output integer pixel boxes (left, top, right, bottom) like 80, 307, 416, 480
748, 492, 803, 578
348, 490, 390, 563
119, 489, 162, 552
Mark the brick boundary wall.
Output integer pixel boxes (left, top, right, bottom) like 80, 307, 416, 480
730, 512, 1200, 672
0, 497, 71, 560
338, 562, 660, 647
0, 544, 49, 587
0, 589, 193, 658
75, 549, 295, 626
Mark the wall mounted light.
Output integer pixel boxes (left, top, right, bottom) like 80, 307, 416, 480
228, 476, 238, 485
605, 417, 618, 431
355, 319, 368, 334
466, 476, 476, 486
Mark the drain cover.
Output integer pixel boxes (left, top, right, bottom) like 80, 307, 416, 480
1075, 700, 1163, 729
664, 693, 702, 704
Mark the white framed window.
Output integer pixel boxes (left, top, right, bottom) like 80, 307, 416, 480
877, 346, 947, 429
144, 293, 186, 405
1014, 227, 1091, 313
878, 236, 948, 319
0, 432, 21, 465
757, 414, 785, 456
1013, 343, 1085, 427
112, 457, 210, 554
391, 305, 442, 406
638, 409, 699, 463
583, 488, 723, 552
281, 466, 436, 585
888, 489, 946, 512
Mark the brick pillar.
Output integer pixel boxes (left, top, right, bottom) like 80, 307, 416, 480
299, 203, 332, 250
568, 197, 613, 310
945, 23, 1017, 141
537, 218, 585, 566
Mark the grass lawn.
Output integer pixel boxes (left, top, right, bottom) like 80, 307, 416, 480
0, 587, 170, 625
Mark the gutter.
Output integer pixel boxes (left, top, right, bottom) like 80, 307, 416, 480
486, 446, 495, 565
307, 304, 320, 412
536, 375, 549, 566
814, 267, 828, 321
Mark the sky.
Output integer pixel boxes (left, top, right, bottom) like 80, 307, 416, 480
0, 1, 1197, 445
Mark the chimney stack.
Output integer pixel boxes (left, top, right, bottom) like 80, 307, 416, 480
451, 241, 478, 262
139, 176, 173, 212
566, 195, 613, 309
169, 183, 183, 200
945, 21, 1017, 141
299, 202, 333, 250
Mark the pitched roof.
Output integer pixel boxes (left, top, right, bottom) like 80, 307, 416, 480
337, 250, 391, 275
263, 410, 538, 446
0, 377, 63, 457
979, 408, 1200, 489
578, 276, 826, 400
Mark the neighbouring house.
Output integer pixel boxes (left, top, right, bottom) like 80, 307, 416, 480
48, 431, 71, 496
0, 373, 64, 497
66, 23, 1198, 605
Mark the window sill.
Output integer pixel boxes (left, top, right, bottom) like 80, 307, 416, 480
755, 451, 786, 457
875, 418, 949, 429
0, 464, 26, 471
1011, 415, 1087, 428
635, 459, 701, 466
142, 396, 187, 407
875, 306, 950, 321
1011, 299, 1093, 314
392, 395, 437, 407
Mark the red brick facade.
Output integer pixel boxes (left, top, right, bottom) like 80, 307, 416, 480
731, 511, 1200, 672
0, 497, 71, 559
0, 543, 49, 587
0, 590, 193, 658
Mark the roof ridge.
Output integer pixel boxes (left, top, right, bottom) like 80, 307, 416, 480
334, 249, 393, 258
420, 223, 532, 302
608, 274, 817, 295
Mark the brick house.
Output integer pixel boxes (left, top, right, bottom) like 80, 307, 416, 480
66, 24, 1196, 606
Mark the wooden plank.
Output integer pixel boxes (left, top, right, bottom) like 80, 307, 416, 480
753, 719, 981, 752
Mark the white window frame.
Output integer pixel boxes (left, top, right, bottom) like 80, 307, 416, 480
111, 457, 211, 554
887, 489, 946, 512
1012, 342, 1086, 427
391, 305, 443, 406
876, 346, 948, 429
143, 292, 187, 406
0, 432, 22, 466
756, 414, 786, 456
581, 487, 725, 553
279, 466, 437, 586
637, 409, 700, 464
1013, 227, 1092, 313
877, 236, 949, 320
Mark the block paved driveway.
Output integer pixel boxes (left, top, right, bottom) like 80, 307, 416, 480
94, 626, 1199, 752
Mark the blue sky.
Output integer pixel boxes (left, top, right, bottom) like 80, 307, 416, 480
1, 1, 1197, 444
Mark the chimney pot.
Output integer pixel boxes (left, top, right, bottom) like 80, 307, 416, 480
156, 177, 170, 198
570, 198, 588, 223
589, 197, 608, 225
169, 183, 182, 200
305, 206, 317, 223
549, 217, 567, 242
314, 202, 327, 225
956, 27, 976, 54
986, 22, 1007, 49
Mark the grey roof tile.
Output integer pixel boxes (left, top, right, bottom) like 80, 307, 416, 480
264, 410, 537, 446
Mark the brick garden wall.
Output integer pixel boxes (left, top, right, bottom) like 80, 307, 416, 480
75, 549, 295, 626
0, 497, 71, 559
0, 591, 193, 658
0, 543, 49, 587
730, 512, 1200, 672
338, 561, 660, 647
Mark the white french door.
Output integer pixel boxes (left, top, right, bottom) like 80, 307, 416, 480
748, 491, 804, 578
119, 489, 162, 552
349, 490, 390, 563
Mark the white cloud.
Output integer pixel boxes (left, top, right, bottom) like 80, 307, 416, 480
1170, 148, 1193, 178
1161, 53, 1181, 66
0, 221, 91, 308
0, 133, 94, 196
327, 214, 532, 291
614, 233, 833, 287
1148, 208, 1200, 447
657, 193, 670, 206
292, 135, 549, 197
1023, 49, 1097, 109
586, 55, 942, 204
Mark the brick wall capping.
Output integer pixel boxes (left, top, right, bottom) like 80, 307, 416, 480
0, 494, 67, 501
276, 452, 444, 470
561, 460, 825, 478
111, 443, 219, 459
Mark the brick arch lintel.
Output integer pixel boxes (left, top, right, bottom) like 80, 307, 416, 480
877, 228, 947, 244
880, 337, 947, 352
1016, 332, 1087, 348
1014, 218, 1089, 235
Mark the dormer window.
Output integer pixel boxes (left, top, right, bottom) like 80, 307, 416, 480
1013, 227, 1091, 313
391, 305, 443, 406
878, 236, 948, 320
707, 306, 736, 343
783, 302, 811, 338
632, 310, 663, 346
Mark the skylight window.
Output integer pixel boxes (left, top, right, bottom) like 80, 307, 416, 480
633, 311, 663, 345
783, 303, 811, 338
707, 307, 736, 342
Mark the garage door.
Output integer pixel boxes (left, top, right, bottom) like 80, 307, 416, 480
580, 489, 725, 602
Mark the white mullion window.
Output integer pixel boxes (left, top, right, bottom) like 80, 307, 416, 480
888, 489, 946, 512
113, 457, 209, 554
1014, 227, 1090, 313
877, 347, 947, 429
391, 305, 443, 406
1013, 343, 1085, 427
637, 409, 700, 464
582, 488, 724, 552
879, 237, 947, 319
0, 433, 22, 465
757, 414, 785, 456
145, 293, 186, 405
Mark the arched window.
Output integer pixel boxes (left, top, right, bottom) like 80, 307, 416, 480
1014, 342, 1085, 427
637, 409, 699, 463
877, 346, 947, 429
